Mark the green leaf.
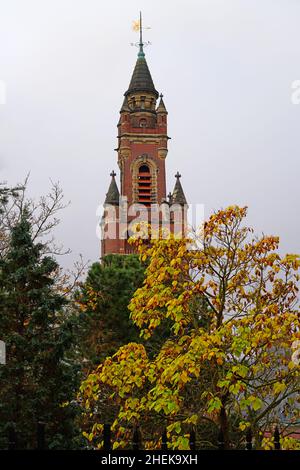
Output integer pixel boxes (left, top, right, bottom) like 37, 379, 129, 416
251, 397, 263, 411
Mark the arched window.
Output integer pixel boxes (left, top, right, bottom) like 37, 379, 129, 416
138, 164, 151, 206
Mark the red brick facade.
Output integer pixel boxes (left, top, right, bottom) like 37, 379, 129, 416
101, 46, 187, 258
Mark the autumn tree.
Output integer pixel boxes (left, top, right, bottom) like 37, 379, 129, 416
79, 206, 300, 450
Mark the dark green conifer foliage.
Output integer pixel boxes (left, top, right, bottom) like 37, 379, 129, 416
0, 216, 79, 449
75, 254, 145, 366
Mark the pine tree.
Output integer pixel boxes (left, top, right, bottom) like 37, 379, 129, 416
75, 254, 145, 367
0, 215, 80, 449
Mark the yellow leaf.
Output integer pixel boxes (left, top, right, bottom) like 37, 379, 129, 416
273, 382, 286, 394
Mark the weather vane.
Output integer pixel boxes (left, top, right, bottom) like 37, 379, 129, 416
131, 12, 151, 55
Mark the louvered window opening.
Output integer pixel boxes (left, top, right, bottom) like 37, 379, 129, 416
138, 165, 151, 206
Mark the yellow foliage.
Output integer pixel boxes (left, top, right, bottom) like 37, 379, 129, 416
78, 206, 300, 450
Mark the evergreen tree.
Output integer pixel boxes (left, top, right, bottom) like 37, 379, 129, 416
0, 215, 80, 449
75, 254, 145, 367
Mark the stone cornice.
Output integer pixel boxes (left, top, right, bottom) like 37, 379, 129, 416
118, 133, 170, 139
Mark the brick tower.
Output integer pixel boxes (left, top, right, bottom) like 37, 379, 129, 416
101, 16, 187, 257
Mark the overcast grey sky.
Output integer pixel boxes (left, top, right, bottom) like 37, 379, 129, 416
0, 0, 299, 268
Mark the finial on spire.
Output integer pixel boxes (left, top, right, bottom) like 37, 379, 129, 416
131, 12, 151, 58
138, 11, 145, 58
105, 171, 119, 205
160, 93, 164, 99
172, 172, 187, 205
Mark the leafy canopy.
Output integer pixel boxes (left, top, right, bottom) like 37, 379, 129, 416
79, 206, 300, 450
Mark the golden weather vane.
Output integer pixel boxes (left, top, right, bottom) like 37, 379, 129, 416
131, 12, 151, 56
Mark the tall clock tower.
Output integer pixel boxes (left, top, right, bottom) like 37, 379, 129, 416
101, 18, 187, 257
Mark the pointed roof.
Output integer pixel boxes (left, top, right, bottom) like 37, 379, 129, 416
157, 94, 167, 113
125, 55, 159, 98
171, 172, 187, 205
125, 12, 159, 98
104, 171, 119, 205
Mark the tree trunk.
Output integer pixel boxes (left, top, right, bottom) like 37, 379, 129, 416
219, 404, 230, 449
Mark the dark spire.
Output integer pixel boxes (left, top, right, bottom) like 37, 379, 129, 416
104, 171, 119, 205
125, 57, 158, 98
171, 172, 187, 205
125, 12, 158, 98
157, 93, 167, 113
138, 11, 144, 59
